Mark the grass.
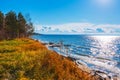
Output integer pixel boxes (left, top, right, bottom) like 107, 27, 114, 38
0, 38, 101, 80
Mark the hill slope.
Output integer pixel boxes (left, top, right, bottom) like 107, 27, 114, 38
0, 38, 101, 80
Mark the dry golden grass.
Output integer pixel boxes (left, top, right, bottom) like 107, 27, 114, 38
0, 38, 101, 80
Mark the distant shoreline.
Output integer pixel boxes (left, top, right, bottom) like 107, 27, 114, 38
33, 33, 120, 36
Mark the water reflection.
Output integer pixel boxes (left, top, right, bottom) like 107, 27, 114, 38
89, 36, 120, 77
90, 36, 119, 59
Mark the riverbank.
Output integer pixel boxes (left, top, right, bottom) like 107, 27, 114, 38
0, 38, 116, 80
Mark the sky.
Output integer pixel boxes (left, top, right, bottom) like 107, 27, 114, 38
0, 0, 120, 34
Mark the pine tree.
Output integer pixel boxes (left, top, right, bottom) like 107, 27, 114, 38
0, 11, 5, 40
18, 12, 26, 37
0, 11, 34, 40
0, 11, 4, 30
5, 11, 18, 39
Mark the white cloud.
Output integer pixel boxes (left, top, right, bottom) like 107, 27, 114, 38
34, 23, 120, 34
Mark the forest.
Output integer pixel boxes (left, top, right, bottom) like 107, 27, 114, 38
0, 11, 34, 40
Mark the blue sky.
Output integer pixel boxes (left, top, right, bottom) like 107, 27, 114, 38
0, 0, 120, 34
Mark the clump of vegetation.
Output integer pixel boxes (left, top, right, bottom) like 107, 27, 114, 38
0, 38, 101, 80
0, 11, 34, 40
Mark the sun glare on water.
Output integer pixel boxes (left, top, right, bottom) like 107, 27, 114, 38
93, 36, 118, 43
91, 36, 119, 58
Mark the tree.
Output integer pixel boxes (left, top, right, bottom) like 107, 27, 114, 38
0, 11, 4, 30
25, 14, 34, 37
18, 12, 26, 37
5, 11, 18, 39
0, 11, 34, 40
26, 22, 34, 36
0, 11, 5, 40
18, 13, 34, 37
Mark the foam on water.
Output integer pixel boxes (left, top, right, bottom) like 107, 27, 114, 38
68, 53, 120, 78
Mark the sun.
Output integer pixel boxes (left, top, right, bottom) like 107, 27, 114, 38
93, 0, 114, 8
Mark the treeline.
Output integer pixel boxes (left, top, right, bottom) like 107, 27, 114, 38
0, 11, 34, 40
